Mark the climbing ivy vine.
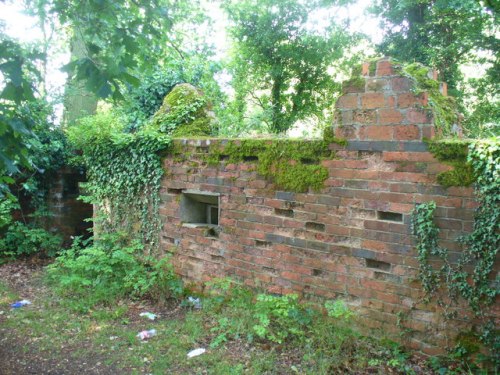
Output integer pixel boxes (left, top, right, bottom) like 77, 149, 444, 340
68, 112, 170, 253
411, 138, 499, 350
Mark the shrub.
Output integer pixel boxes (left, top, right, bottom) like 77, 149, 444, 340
253, 293, 315, 343
47, 233, 183, 311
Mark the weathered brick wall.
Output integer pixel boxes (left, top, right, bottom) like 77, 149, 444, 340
158, 59, 493, 354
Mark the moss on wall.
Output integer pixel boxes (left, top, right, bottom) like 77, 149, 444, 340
174, 130, 346, 193
149, 83, 213, 137
427, 139, 476, 187
402, 63, 459, 137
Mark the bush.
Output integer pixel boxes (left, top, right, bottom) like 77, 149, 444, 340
47, 233, 183, 311
253, 293, 315, 343
0, 221, 62, 259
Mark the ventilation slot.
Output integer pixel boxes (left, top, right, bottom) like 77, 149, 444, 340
255, 240, 272, 247
300, 158, 318, 165
313, 269, 323, 276
275, 208, 294, 217
243, 155, 259, 162
365, 259, 391, 271
305, 222, 325, 232
167, 188, 183, 194
377, 211, 403, 222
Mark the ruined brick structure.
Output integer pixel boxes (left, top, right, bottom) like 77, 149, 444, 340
159, 59, 495, 354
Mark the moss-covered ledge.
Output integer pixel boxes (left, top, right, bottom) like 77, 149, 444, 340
427, 139, 476, 187
168, 133, 346, 193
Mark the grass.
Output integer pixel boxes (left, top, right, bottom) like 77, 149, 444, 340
0, 271, 488, 374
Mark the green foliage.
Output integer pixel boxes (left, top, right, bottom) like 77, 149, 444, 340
0, 221, 62, 259
122, 68, 187, 132
47, 233, 183, 311
253, 293, 314, 343
427, 139, 475, 187
411, 138, 499, 360
203, 135, 344, 192
371, 0, 498, 135
324, 299, 353, 321
0, 198, 17, 229
223, 0, 359, 133
67, 111, 169, 251
402, 62, 459, 136
149, 83, 213, 137
39, 0, 202, 100
0, 33, 43, 178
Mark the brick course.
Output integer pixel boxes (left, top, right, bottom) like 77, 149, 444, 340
156, 58, 497, 355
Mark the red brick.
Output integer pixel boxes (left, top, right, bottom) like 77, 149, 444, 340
336, 95, 358, 109
382, 151, 436, 162
378, 109, 404, 124
362, 62, 370, 76
353, 109, 376, 124
335, 125, 358, 139
360, 125, 393, 140
281, 271, 302, 282
393, 125, 420, 140
422, 125, 436, 139
376, 60, 394, 76
406, 108, 431, 124
361, 93, 385, 109
391, 77, 411, 92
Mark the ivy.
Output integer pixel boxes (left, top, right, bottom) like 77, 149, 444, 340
411, 138, 499, 354
68, 112, 170, 253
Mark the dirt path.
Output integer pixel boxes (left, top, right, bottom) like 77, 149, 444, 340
0, 259, 119, 375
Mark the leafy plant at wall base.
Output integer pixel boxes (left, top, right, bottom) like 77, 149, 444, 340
411, 138, 499, 364
253, 294, 314, 344
47, 233, 183, 311
0, 222, 62, 259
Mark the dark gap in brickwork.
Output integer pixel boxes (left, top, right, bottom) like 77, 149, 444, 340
262, 266, 277, 274
365, 258, 391, 271
377, 211, 403, 222
162, 235, 175, 244
167, 188, 183, 194
243, 155, 259, 162
300, 158, 318, 165
313, 269, 323, 276
275, 208, 294, 217
255, 240, 272, 247
196, 146, 209, 153
305, 222, 326, 232
210, 255, 224, 261
205, 227, 219, 238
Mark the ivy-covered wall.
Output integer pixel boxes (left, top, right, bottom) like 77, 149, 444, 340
158, 59, 498, 355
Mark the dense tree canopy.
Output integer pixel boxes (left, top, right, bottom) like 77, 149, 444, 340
371, 0, 499, 135
223, 0, 359, 133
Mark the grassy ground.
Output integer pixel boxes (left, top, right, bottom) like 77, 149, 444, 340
0, 259, 481, 374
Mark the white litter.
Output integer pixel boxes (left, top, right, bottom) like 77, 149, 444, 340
187, 348, 206, 358
139, 312, 157, 320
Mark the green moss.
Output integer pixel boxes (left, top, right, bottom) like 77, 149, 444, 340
428, 139, 476, 187
150, 83, 213, 137
403, 63, 458, 136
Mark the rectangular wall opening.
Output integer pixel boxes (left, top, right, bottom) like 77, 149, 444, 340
377, 211, 403, 222
181, 190, 220, 227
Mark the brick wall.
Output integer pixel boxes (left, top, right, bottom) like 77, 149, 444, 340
158, 59, 495, 354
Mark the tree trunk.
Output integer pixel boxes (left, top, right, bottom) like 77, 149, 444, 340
62, 31, 98, 126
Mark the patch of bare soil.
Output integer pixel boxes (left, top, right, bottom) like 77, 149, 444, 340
0, 258, 121, 375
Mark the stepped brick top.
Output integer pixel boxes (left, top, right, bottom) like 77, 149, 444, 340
334, 58, 439, 151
